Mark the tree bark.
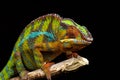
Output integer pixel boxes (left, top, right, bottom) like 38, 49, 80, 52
10, 55, 89, 80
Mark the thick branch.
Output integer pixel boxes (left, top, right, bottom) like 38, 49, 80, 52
10, 55, 89, 80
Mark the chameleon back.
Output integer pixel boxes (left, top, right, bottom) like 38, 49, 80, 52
15, 14, 62, 48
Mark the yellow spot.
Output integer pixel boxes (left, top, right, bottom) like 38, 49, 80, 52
23, 26, 32, 39
3, 69, 9, 79
15, 36, 22, 47
22, 40, 29, 50
58, 29, 66, 39
52, 18, 60, 34
22, 41, 36, 67
34, 35, 43, 43
35, 17, 52, 43
33, 19, 42, 31
76, 34, 82, 40
41, 17, 51, 32
22, 40, 32, 54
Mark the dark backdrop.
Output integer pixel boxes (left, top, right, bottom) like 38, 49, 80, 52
0, 1, 97, 80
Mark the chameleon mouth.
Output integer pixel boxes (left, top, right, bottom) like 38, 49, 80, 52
81, 31, 93, 43
60, 39, 90, 51
60, 39, 92, 45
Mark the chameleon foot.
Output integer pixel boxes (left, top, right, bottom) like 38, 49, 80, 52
42, 62, 54, 80
20, 70, 29, 80
67, 52, 79, 58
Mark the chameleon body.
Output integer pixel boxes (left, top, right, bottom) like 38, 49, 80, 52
0, 14, 93, 80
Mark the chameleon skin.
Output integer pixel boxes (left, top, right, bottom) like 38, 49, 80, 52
0, 14, 93, 80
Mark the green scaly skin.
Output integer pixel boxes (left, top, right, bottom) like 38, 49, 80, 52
0, 14, 93, 80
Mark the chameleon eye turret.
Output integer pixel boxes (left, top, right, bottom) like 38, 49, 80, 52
60, 18, 93, 52
76, 25, 93, 43
61, 18, 93, 44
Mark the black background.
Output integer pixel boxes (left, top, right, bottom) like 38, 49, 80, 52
0, 0, 97, 80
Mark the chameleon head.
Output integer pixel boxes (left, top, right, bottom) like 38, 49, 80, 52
60, 18, 93, 51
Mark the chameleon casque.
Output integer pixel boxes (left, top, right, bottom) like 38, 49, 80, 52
0, 14, 93, 80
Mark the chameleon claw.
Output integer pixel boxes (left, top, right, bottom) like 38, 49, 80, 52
20, 70, 29, 80
66, 51, 79, 58
42, 62, 54, 80
71, 52, 79, 58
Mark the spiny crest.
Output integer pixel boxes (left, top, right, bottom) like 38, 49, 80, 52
22, 14, 62, 37
23, 13, 62, 31
31, 13, 62, 24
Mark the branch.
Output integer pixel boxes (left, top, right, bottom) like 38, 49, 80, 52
10, 55, 89, 80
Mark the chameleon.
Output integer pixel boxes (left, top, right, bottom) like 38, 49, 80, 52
0, 13, 93, 80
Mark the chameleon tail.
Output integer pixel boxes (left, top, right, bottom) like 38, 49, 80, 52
0, 53, 15, 80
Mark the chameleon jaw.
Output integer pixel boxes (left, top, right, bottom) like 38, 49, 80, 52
60, 39, 92, 45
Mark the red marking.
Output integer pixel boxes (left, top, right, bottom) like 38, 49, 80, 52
42, 62, 54, 80
67, 26, 80, 38
43, 62, 54, 68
